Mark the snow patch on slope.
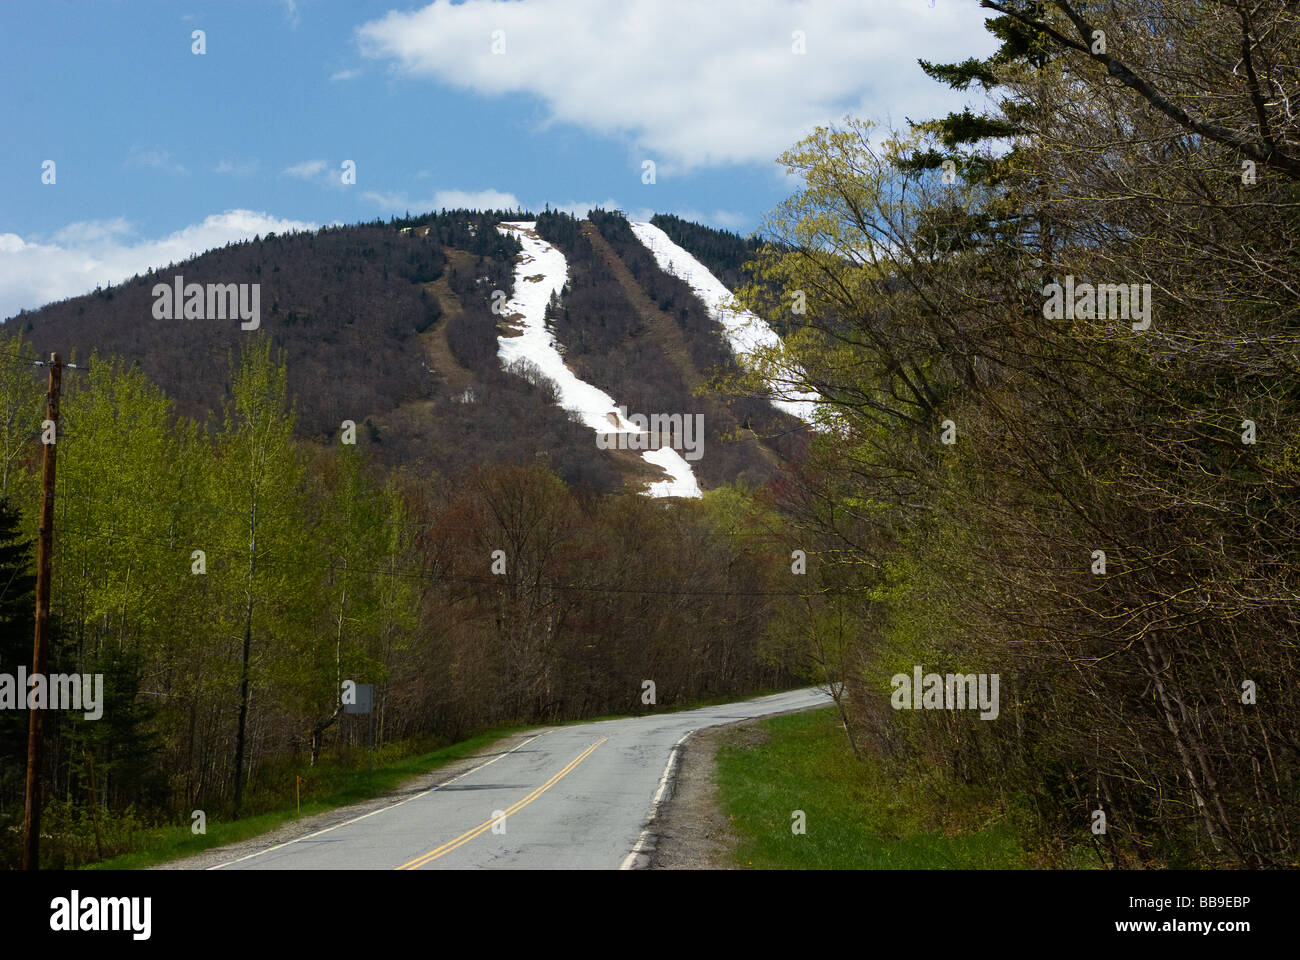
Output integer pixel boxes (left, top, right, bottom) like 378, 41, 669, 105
496, 222, 701, 498
628, 221, 819, 425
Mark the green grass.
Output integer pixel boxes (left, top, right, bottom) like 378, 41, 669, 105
716, 707, 1034, 869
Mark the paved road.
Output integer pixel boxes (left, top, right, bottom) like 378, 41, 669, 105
209, 687, 830, 870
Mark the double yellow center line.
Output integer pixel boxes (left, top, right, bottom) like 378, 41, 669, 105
395, 737, 607, 870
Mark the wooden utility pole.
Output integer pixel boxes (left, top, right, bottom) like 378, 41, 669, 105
23, 352, 61, 870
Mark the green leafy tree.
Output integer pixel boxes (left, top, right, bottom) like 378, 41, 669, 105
211, 337, 306, 817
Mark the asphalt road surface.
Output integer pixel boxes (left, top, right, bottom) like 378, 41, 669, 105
208, 687, 831, 870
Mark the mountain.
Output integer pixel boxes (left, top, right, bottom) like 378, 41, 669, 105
9, 208, 809, 496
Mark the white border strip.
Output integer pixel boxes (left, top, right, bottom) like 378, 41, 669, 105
206, 734, 541, 869
619, 728, 694, 870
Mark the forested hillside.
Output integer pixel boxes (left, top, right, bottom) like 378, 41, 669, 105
0, 203, 819, 866
0, 326, 802, 868
741, 0, 1300, 868
12, 211, 626, 491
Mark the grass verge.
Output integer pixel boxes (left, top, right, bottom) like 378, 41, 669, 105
84, 727, 517, 870
715, 706, 1034, 869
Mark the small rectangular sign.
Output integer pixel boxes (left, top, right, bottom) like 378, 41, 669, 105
344, 683, 373, 715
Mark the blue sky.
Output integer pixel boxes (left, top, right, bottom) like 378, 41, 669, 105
0, 0, 995, 319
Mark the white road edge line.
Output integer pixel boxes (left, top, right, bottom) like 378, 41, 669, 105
206, 733, 542, 869
620, 728, 694, 870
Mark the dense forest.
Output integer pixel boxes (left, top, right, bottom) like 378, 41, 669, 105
740, 0, 1300, 868
0, 329, 800, 868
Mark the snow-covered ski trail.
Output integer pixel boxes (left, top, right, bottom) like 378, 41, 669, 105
627, 221, 820, 426
495, 222, 701, 499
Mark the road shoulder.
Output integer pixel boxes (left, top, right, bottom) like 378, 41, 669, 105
646, 717, 773, 869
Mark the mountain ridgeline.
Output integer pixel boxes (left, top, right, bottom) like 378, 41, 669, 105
9, 208, 800, 495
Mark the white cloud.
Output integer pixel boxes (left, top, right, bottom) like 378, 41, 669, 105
362, 187, 523, 212
49, 218, 134, 247
283, 159, 329, 180
362, 190, 632, 218
330, 68, 362, 82
432, 188, 521, 210
356, 0, 997, 171
284, 159, 353, 189
0, 210, 317, 321
214, 158, 260, 177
